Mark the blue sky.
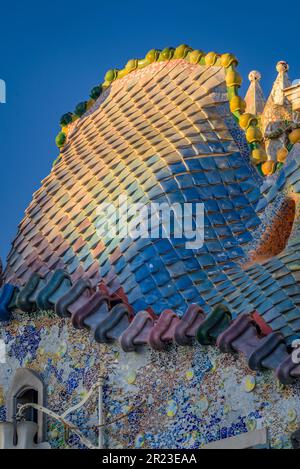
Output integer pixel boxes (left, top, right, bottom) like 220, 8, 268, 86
0, 0, 299, 266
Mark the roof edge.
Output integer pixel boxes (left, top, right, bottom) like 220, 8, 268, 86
53, 44, 268, 172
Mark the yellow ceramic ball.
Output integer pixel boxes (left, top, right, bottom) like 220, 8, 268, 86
289, 128, 300, 144
220, 53, 238, 68
277, 147, 289, 163
205, 51, 218, 66
246, 126, 263, 143
225, 69, 242, 87
261, 160, 276, 175
251, 148, 267, 163
229, 95, 246, 113
239, 113, 258, 130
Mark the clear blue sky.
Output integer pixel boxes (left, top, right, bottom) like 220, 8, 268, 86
0, 0, 299, 266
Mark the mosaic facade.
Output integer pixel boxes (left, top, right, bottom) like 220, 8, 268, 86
1, 316, 299, 449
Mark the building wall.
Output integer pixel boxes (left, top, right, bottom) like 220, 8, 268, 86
0, 314, 299, 449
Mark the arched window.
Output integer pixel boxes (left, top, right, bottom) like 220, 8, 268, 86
6, 368, 45, 443
16, 388, 39, 426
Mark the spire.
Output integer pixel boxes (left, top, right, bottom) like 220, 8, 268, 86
261, 61, 293, 161
262, 61, 292, 132
244, 70, 265, 115
269, 61, 291, 106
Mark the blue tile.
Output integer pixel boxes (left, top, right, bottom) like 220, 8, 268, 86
135, 265, 151, 282
199, 158, 217, 171
152, 270, 171, 286
132, 298, 148, 312
220, 170, 235, 184
175, 276, 193, 290
141, 245, 157, 260
161, 178, 180, 192
176, 174, 194, 189
179, 146, 197, 157
168, 293, 185, 308
181, 287, 199, 300
214, 157, 231, 170
191, 174, 209, 190
169, 162, 187, 174
212, 186, 228, 199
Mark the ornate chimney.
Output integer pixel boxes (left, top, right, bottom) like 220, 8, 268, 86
244, 70, 265, 115
284, 81, 300, 112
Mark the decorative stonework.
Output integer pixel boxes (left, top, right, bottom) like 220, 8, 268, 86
284, 83, 300, 112
245, 71, 265, 116
0, 421, 50, 449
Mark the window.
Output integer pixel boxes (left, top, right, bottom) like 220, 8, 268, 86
6, 369, 45, 443
16, 388, 38, 425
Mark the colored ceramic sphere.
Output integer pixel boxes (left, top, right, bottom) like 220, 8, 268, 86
188, 49, 204, 64
277, 147, 289, 163
239, 113, 258, 130
261, 160, 276, 175
125, 59, 138, 72
289, 128, 300, 144
55, 131, 66, 148
229, 95, 246, 113
246, 126, 263, 143
205, 52, 218, 66
89, 85, 102, 100
60, 112, 73, 127
173, 44, 192, 59
74, 101, 87, 118
104, 69, 118, 83
220, 53, 238, 68
146, 49, 160, 63
251, 148, 267, 164
225, 69, 242, 87
159, 47, 175, 61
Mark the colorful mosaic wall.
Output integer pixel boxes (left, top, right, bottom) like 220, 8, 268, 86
0, 316, 299, 449
1, 47, 300, 449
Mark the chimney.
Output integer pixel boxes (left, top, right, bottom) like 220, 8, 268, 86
284, 80, 300, 112
244, 70, 265, 115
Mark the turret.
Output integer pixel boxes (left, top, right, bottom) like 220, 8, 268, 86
244, 70, 265, 115
261, 61, 293, 162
